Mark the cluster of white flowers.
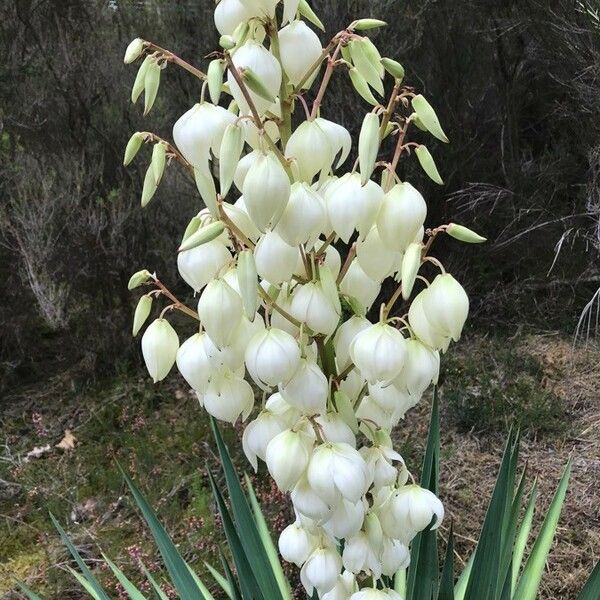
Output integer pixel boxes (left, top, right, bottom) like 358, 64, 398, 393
124, 1, 484, 597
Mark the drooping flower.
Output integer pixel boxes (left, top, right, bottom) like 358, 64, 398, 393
141, 319, 179, 383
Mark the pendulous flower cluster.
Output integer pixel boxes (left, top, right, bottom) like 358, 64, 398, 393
124, 1, 485, 597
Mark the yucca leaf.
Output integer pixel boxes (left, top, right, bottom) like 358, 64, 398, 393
437, 525, 454, 600
578, 560, 600, 600
118, 466, 206, 600
244, 474, 292, 599
102, 554, 146, 600
206, 468, 264, 599
141, 564, 168, 600
461, 430, 517, 600
16, 582, 44, 600
405, 389, 440, 600
511, 481, 538, 590
66, 566, 105, 600
186, 564, 216, 600
513, 461, 571, 600
453, 553, 474, 600
219, 551, 243, 600
49, 512, 111, 600
211, 419, 284, 599
205, 562, 233, 599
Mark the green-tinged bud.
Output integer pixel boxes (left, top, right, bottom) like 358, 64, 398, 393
141, 166, 158, 206
141, 318, 179, 383
298, 0, 325, 31
128, 269, 153, 290
207, 59, 225, 105
446, 223, 487, 244
131, 55, 151, 103
124, 38, 145, 64
411, 94, 449, 143
318, 265, 342, 315
349, 39, 383, 95
401, 242, 423, 299
412, 114, 428, 132
341, 44, 353, 64
381, 57, 405, 81
219, 35, 235, 50
151, 142, 167, 184
241, 67, 276, 103
380, 168, 394, 191
415, 145, 444, 185
132, 294, 153, 336
143, 59, 161, 116
345, 294, 366, 317
349, 68, 378, 105
181, 214, 202, 244
193, 167, 219, 218
178, 221, 225, 252
334, 390, 359, 433
361, 38, 385, 78
382, 121, 395, 139
238, 250, 258, 321
219, 123, 244, 197
353, 18, 387, 31
232, 20, 250, 44
358, 112, 380, 184
364, 512, 384, 551
123, 132, 145, 166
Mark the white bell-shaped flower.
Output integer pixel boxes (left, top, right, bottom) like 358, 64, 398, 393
380, 537, 410, 576
176, 332, 218, 393
197, 278, 243, 348
291, 475, 332, 521
356, 396, 398, 431
342, 532, 382, 578
240, 117, 280, 149
280, 358, 328, 414
421, 273, 469, 341
254, 229, 299, 284
394, 338, 440, 395
356, 226, 400, 282
245, 327, 301, 388
214, 0, 253, 35
301, 545, 343, 596
228, 40, 281, 114
349, 323, 407, 384
173, 103, 236, 170
217, 314, 265, 371
279, 21, 322, 86
234, 151, 259, 192
265, 391, 302, 429
239, 0, 278, 18
325, 173, 383, 243
322, 571, 358, 600
290, 281, 340, 336
360, 445, 404, 490
367, 381, 414, 415
350, 587, 403, 600
265, 428, 314, 490
333, 315, 370, 372
315, 118, 352, 170
177, 239, 231, 292
242, 408, 286, 470
339, 368, 365, 402
408, 291, 451, 352
203, 366, 254, 424
279, 520, 318, 566
315, 412, 356, 447
286, 120, 334, 182
276, 182, 327, 246
379, 484, 444, 542
243, 151, 290, 231
339, 260, 381, 312
322, 497, 365, 539
377, 182, 427, 252
142, 319, 179, 383
222, 200, 261, 243
307, 443, 368, 504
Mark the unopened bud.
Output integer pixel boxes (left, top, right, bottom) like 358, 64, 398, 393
241, 67, 276, 103
219, 35, 236, 50
131, 56, 151, 103
128, 269, 153, 290
349, 39, 383, 96
207, 59, 225, 105
298, 0, 325, 31
193, 167, 219, 218
123, 132, 145, 166
381, 57, 405, 81
446, 223, 486, 243
358, 112, 380, 184
238, 250, 258, 320
415, 145, 443, 185
143, 59, 161, 116
178, 221, 225, 252
124, 38, 145, 64
349, 67, 378, 106
352, 18, 387, 31
219, 123, 244, 197
132, 294, 153, 336
141, 166, 158, 207
151, 142, 167, 184
401, 242, 422, 299
411, 94, 449, 143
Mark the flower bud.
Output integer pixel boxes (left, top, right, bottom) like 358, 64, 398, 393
421, 273, 469, 342
197, 278, 243, 348
411, 94, 449, 143
124, 38, 145, 64
132, 295, 153, 336
415, 144, 443, 185
266, 428, 314, 490
214, 0, 253, 35
203, 366, 254, 424
245, 327, 301, 388
141, 318, 179, 383
254, 229, 299, 284
228, 40, 281, 114
339, 260, 381, 313
176, 332, 217, 393
141, 166, 158, 207
301, 546, 343, 596
376, 182, 427, 252
349, 323, 407, 384
401, 242, 422, 299
279, 21, 322, 86
219, 123, 244, 197
143, 58, 161, 116
237, 249, 258, 320
358, 112, 380, 184
290, 281, 340, 336
177, 238, 231, 292
307, 443, 368, 504
381, 57, 405, 81
285, 120, 334, 183
207, 58, 225, 104
276, 182, 327, 246
123, 132, 145, 166
446, 222, 487, 243
194, 167, 219, 218
243, 151, 290, 231
128, 269, 153, 290
348, 39, 384, 96
242, 408, 287, 470
279, 520, 318, 566
349, 67, 378, 105
356, 225, 400, 281
131, 55, 151, 103
151, 142, 167, 184
178, 221, 225, 252
353, 18, 387, 30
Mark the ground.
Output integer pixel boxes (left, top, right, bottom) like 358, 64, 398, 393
0, 332, 598, 599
